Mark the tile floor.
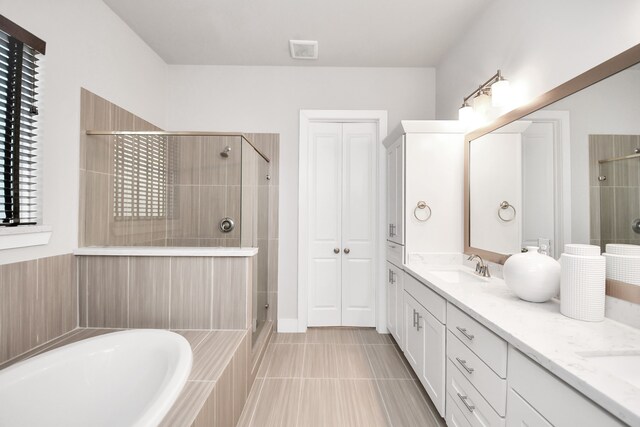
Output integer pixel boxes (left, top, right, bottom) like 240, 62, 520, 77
238, 328, 447, 427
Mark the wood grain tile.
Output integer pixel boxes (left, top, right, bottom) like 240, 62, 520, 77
247, 379, 302, 427
270, 332, 306, 344
213, 363, 234, 427
377, 379, 443, 427
335, 344, 375, 379
83, 171, 109, 246
190, 331, 244, 381
264, 343, 305, 378
200, 136, 228, 186
37, 254, 77, 343
359, 328, 393, 344
168, 185, 200, 239
199, 186, 227, 238
298, 379, 341, 426
336, 379, 389, 426
212, 257, 248, 329
236, 378, 263, 427
173, 330, 209, 350
303, 344, 338, 378
306, 327, 363, 344
129, 257, 170, 328
85, 256, 129, 328
159, 381, 214, 427
170, 257, 212, 329
232, 333, 250, 423
365, 345, 412, 379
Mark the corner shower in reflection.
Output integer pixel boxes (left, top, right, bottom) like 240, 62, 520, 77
81, 130, 274, 344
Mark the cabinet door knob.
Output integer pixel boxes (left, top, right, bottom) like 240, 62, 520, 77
333, 248, 340, 254
344, 248, 350, 254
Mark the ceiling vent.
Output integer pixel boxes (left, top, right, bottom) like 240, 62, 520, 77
289, 40, 318, 60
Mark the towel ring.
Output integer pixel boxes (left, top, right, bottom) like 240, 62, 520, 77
414, 201, 432, 222
498, 201, 516, 222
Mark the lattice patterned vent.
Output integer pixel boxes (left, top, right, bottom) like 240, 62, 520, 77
289, 40, 318, 60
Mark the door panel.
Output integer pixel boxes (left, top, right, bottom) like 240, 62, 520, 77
342, 122, 377, 326
404, 291, 423, 375
419, 308, 446, 417
308, 122, 343, 326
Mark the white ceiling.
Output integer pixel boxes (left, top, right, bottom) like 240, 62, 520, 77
103, 0, 492, 67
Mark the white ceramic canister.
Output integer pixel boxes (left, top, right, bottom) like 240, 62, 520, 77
503, 246, 561, 303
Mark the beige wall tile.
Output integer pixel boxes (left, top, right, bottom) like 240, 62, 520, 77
268, 186, 279, 240
200, 137, 228, 186
129, 257, 170, 328
173, 330, 209, 350
212, 257, 249, 329
232, 333, 250, 423
190, 330, 245, 381
85, 256, 129, 328
212, 363, 234, 427
159, 381, 214, 427
37, 255, 77, 343
199, 186, 226, 239
83, 171, 110, 246
170, 137, 201, 186
170, 257, 212, 329
169, 185, 200, 239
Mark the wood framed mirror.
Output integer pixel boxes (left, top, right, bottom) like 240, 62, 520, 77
464, 43, 640, 304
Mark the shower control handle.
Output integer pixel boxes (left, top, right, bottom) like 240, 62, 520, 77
633, 218, 640, 234
219, 217, 235, 233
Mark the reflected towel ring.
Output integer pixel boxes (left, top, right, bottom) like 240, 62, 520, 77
498, 201, 516, 222
414, 201, 432, 222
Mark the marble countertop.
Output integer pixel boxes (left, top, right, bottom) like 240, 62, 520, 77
74, 246, 259, 257
404, 261, 640, 427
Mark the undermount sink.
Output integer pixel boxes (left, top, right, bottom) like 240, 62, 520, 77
578, 351, 640, 389
428, 268, 487, 284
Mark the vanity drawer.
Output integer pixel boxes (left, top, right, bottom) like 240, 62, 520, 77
447, 303, 507, 378
404, 272, 446, 323
446, 358, 505, 427
447, 330, 507, 416
386, 241, 404, 267
447, 393, 473, 427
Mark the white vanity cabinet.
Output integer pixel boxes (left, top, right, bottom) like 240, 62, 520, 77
386, 136, 404, 245
385, 261, 403, 346
403, 272, 447, 417
507, 347, 624, 427
446, 303, 507, 427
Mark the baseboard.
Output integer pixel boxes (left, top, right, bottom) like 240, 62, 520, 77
277, 318, 301, 333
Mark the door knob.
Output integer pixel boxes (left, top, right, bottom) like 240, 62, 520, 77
344, 248, 350, 254
334, 248, 340, 254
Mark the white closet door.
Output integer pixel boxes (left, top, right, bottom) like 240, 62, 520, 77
308, 122, 343, 326
341, 122, 377, 326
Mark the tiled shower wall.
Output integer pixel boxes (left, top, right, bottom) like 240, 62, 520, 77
79, 89, 165, 247
589, 135, 640, 249
0, 254, 76, 366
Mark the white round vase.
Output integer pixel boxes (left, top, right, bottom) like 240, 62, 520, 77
503, 246, 561, 303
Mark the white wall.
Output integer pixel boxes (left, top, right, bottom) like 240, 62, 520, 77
436, 0, 640, 120
165, 65, 435, 321
0, 0, 168, 265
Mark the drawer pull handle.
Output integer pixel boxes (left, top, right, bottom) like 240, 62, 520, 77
457, 393, 475, 413
456, 357, 474, 374
456, 326, 475, 341
412, 309, 418, 328
416, 313, 422, 331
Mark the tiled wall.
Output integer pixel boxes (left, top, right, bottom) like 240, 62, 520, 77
589, 135, 640, 249
80, 88, 166, 247
78, 255, 253, 330
0, 254, 77, 366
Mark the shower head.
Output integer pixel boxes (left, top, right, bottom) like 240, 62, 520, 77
220, 146, 231, 158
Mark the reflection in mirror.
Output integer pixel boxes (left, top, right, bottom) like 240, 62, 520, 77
468, 64, 640, 260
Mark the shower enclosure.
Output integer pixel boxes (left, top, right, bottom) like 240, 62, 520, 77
595, 141, 640, 250
81, 131, 272, 343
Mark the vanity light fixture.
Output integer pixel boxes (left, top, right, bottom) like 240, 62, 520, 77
458, 69, 511, 122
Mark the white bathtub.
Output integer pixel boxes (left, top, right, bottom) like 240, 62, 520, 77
0, 329, 192, 427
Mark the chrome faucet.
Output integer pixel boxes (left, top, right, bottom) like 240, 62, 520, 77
467, 254, 491, 278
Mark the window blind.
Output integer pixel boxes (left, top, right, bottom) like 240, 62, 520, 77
0, 16, 45, 227
113, 134, 168, 219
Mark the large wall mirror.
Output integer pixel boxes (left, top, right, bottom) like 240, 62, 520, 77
465, 44, 640, 271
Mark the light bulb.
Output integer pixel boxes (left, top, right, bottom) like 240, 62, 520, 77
491, 78, 511, 107
473, 90, 492, 117
458, 103, 474, 123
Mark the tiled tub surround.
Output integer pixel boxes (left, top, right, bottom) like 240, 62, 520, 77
76, 250, 256, 330
0, 254, 76, 367
0, 328, 251, 427
404, 260, 640, 426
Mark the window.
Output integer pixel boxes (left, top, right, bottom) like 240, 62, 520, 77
0, 16, 46, 227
